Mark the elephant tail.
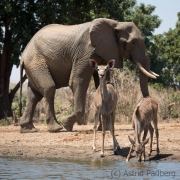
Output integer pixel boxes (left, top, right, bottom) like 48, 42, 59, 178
19, 60, 24, 117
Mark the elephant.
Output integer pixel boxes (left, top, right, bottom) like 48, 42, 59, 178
19, 18, 159, 133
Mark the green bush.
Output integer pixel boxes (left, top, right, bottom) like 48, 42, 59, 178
12, 93, 27, 117
171, 110, 179, 119
0, 118, 11, 126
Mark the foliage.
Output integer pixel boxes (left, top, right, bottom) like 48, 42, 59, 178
89, 0, 136, 21
125, 3, 161, 38
171, 110, 178, 119
1, 1, 37, 65
170, 92, 180, 119
12, 93, 26, 116
153, 12, 180, 87
0, 118, 11, 126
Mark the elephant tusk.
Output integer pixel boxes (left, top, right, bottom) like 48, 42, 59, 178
150, 70, 159, 77
136, 63, 157, 79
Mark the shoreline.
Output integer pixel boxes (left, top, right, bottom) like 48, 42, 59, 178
0, 121, 180, 162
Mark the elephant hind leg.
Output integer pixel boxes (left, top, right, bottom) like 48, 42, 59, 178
44, 85, 63, 132
20, 83, 43, 133
36, 67, 63, 132
23, 60, 62, 132
36, 73, 63, 132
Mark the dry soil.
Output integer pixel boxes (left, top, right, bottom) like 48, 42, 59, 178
0, 120, 180, 162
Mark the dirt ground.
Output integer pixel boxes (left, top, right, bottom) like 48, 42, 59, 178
0, 120, 180, 162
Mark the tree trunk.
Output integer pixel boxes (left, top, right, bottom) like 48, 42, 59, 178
0, 53, 13, 119
0, 16, 13, 120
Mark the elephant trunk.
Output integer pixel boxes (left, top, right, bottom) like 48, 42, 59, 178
137, 53, 151, 98
139, 71, 149, 97
134, 52, 159, 97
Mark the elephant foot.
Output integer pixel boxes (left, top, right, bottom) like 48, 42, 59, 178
61, 118, 74, 131
100, 154, 105, 158
47, 121, 63, 132
20, 124, 38, 133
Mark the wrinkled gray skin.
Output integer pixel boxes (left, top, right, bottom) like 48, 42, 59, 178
20, 18, 154, 133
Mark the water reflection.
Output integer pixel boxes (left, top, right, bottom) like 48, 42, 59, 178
0, 156, 179, 180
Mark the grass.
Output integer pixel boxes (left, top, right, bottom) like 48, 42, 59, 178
4, 69, 179, 126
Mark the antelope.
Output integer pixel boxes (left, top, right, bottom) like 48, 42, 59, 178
126, 97, 160, 162
89, 59, 120, 157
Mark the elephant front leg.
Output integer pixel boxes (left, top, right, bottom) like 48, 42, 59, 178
62, 67, 93, 131
62, 84, 88, 131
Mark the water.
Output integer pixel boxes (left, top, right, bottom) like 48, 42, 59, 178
0, 156, 179, 180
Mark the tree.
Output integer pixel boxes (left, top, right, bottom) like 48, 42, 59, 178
0, 0, 62, 119
153, 12, 180, 87
0, 0, 83, 119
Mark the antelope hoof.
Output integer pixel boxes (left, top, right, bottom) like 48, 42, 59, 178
100, 154, 105, 158
157, 149, 160, 155
148, 150, 152, 156
114, 150, 118, 155
116, 146, 120, 150
142, 156, 145, 161
93, 149, 96, 154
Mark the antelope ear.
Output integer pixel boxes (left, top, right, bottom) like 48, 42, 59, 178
142, 138, 149, 146
107, 59, 115, 69
128, 135, 135, 145
89, 59, 98, 69
89, 18, 121, 68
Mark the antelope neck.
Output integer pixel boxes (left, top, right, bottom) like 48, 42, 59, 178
99, 78, 108, 101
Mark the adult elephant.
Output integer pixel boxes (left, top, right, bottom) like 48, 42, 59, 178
19, 18, 158, 133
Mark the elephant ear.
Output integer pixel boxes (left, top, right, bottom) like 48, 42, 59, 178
89, 18, 122, 68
